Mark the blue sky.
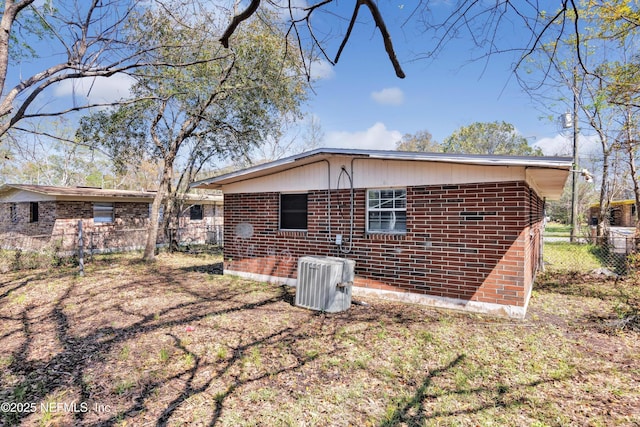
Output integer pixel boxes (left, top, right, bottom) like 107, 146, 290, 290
9, 0, 592, 161
300, 0, 584, 157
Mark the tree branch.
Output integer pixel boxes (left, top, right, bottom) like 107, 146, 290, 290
334, 0, 405, 78
0, 0, 37, 97
219, 0, 405, 78
219, 0, 261, 48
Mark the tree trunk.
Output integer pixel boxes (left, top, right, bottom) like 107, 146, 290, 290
597, 139, 610, 242
143, 158, 174, 262
0, 1, 35, 101
625, 136, 640, 234
163, 192, 180, 253
629, 151, 640, 232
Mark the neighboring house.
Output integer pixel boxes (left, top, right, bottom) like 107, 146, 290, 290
0, 184, 223, 252
192, 148, 572, 318
589, 199, 638, 228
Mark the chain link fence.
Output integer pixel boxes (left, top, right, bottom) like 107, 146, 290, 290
3, 221, 636, 276
543, 228, 639, 275
0, 225, 224, 272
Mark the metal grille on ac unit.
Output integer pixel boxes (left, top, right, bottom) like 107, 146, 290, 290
295, 256, 355, 313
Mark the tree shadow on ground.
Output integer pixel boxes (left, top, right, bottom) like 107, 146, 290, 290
0, 263, 297, 426
3, 256, 627, 426
379, 355, 577, 426
180, 262, 224, 275
534, 271, 618, 300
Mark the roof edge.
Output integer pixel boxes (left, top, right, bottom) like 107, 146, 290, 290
191, 148, 573, 189
0, 184, 222, 202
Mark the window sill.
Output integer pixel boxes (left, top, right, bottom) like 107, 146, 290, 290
278, 229, 307, 237
366, 232, 407, 241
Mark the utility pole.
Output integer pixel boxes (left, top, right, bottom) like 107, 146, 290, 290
570, 65, 579, 243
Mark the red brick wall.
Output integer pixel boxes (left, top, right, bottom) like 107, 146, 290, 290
0, 200, 223, 251
524, 187, 545, 296
0, 201, 152, 251
224, 181, 544, 308
0, 201, 57, 235
175, 203, 222, 243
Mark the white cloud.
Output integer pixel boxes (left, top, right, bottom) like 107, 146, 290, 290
533, 134, 572, 156
273, 0, 309, 21
310, 59, 335, 80
370, 87, 404, 106
53, 73, 136, 104
533, 133, 602, 157
323, 122, 402, 150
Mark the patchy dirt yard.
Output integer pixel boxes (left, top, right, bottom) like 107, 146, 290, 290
0, 252, 639, 426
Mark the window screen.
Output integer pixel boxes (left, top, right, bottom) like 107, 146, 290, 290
190, 204, 203, 220
280, 194, 308, 230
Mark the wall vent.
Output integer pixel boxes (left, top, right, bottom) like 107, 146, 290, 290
295, 256, 355, 312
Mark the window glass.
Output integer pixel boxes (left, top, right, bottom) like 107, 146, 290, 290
149, 204, 164, 222
10, 203, 17, 223
367, 189, 407, 233
280, 194, 308, 230
94, 202, 114, 223
29, 202, 39, 223
190, 204, 203, 220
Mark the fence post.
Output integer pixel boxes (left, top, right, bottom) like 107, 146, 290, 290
78, 220, 84, 277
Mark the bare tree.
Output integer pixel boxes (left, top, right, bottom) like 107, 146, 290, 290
0, 0, 233, 140
240, 115, 324, 167
216, 1, 608, 81
618, 107, 640, 231
518, 2, 640, 238
76, 5, 308, 261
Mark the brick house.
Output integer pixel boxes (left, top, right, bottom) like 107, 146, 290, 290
588, 199, 638, 228
0, 184, 223, 252
192, 148, 572, 318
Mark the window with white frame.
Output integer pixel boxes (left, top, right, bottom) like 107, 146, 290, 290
93, 202, 114, 223
367, 188, 407, 233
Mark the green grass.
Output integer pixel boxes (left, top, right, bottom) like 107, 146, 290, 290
544, 222, 591, 238
114, 379, 135, 396
544, 222, 572, 237
0, 251, 638, 426
543, 241, 605, 272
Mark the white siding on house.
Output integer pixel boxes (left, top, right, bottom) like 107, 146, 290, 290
224, 160, 331, 193
0, 190, 56, 203
222, 156, 529, 194
350, 158, 525, 189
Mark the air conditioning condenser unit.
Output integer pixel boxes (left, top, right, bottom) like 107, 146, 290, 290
295, 256, 355, 312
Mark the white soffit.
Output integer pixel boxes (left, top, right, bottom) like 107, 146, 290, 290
526, 167, 571, 199
192, 148, 573, 196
